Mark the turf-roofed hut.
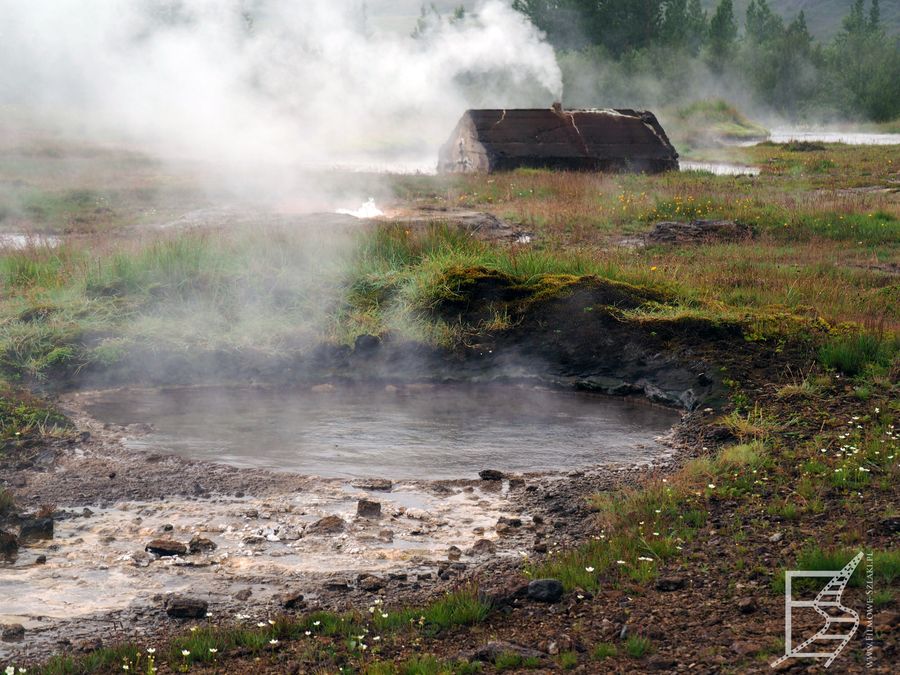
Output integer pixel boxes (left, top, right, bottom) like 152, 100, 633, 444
438, 105, 679, 174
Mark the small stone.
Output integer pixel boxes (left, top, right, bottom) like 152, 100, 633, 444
497, 516, 522, 528
532, 542, 548, 554
234, 589, 252, 601
35, 554, 47, 564
281, 591, 306, 609
447, 545, 462, 561
145, 539, 187, 556
18, 517, 54, 543
468, 539, 496, 556
77, 637, 103, 653
769, 532, 783, 543
188, 536, 217, 554
647, 657, 678, 671
307, 515, 346, 534
730, 641, 763, 656
737, 597, 758, 614
358, 574, 384, 592
478, 469, 504, 481
878, 517, 900, 535
130, 550, 152, 568
527, 578, 564, 603
165, 596, 208, 619
357, 499, 382, 519
1, 623, 26, 642
242, 535, 266, 546
655, 576, 686, 592
470, 641, 545, 663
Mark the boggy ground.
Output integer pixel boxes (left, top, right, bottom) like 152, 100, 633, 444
1, 134, 899, 673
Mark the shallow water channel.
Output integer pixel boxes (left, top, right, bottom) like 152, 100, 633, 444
84, 384, 680, 479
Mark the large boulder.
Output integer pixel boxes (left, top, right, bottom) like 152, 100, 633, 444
165, 596, 208, 619
306, 515, 346, 535
18, 517, 53, 544
0, 531, 18, 561
145, 539, 187, 556
527, 578, 564, 603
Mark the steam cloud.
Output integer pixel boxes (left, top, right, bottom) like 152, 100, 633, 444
0, 0, 561, 171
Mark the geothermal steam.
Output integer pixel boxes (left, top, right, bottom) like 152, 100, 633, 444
0, 0, 561, 169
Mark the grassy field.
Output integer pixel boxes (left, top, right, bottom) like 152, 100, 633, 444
1, 124, 898, 672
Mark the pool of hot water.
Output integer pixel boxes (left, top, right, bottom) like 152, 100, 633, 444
84, 383, 681, 478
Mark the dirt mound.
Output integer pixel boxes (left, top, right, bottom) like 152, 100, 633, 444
646, 219, 753, 245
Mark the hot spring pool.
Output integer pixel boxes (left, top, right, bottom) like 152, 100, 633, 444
84, 384, 680, 479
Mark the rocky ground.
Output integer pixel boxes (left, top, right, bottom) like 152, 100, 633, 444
0, 384, 684, 666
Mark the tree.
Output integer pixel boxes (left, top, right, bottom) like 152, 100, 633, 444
745, 0, 783, 44
707, 0, 737, 69
868, 0, 881, 31
660, 0, 708, 55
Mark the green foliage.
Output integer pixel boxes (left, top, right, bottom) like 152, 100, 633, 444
494, 652, 541, 671
624, 635, 653, 658
518, 0, 900, 121
557, 650, 579, 669
819, 333, 898, 376
593, 642, 618, 660
0, 387, 70, 441
773, 547, 900, 593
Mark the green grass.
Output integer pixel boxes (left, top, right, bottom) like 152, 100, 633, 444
624, 635, 653, 658
592, 643, 617, 660
0, 386, 70, 442
494, 652, 541, 671
557, 650, 579, 669
31, 588, 491, 674
819, 333, 899, 376
773, 547, 900, 593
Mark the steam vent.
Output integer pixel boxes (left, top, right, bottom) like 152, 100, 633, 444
438, 106, 679, 174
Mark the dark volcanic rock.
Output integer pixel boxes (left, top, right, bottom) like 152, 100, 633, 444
165, 596, 208, 619
18, 517, 54, 543
468, 641, 546, 664
188, 536, 217, 554
468, 538, 496, 556
1, 623, 25, 642
357, 574, 385, 592
738, 596, 759, 614
281, 591, 306, 610
356, 499, 382, 519
0, 530, 18, 561
307, 515, 346, 535
350, 478, 393, 492
878, 516, 900, 534
655, 576, 687, 591
647, 219, 752, 245
479, 469, 504, 481
527, 578, 564, 603
145, 539, 188, 556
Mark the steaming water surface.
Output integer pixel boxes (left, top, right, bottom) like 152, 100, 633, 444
85, 384, 679, 478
